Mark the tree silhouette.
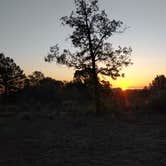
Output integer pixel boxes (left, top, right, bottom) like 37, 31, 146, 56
45, 0, 132, 113
150, 75, 166, 90
73, 68, 93, 85
0, 53, 25, 95
28, 71, 45, 86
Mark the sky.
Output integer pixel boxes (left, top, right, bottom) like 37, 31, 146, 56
0, 0, 166, 89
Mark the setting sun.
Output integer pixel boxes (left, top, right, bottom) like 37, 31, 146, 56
106, 77, 132, 89
119, 82, 129, 90
122, 87, 127, 91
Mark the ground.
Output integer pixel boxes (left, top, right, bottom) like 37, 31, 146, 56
0, 113, 165, 166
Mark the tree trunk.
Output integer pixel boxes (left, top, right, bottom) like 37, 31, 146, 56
92, 57, 100, 115
4, 82, 8, 96
3, 81, 8, 104
84, 7, 101, 114
94, 75, 100, 115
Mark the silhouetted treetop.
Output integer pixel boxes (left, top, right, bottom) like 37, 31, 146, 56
150, 75, 166, 90
74, 68, 93, 85
28, 71, 45, 86
0, 53, 25, 94
45, 0, 132, 79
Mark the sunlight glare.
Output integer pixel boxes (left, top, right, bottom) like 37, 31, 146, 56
122, 87, 127, 91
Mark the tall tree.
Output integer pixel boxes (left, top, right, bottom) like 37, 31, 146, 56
0, 53, 25, 95
45, 0, 132, 113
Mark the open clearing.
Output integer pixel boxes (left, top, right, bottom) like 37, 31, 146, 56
0, 114, 165, 166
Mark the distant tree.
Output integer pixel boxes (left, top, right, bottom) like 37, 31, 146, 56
0, 53, 25, 95
73, 68, 93, 85
100, 80, 112, 97
100, 80, 111, 90
28, 77, 64, 103
45, 0, 132, 113
39, 77, 64, 91
150, 75, 166, 90
28, 71, 45, 86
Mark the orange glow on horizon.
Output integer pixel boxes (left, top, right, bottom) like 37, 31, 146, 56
25, 67, 155, 90
45, 71, 146, 89
122, 87, 127, 91
108, 76, 151, 90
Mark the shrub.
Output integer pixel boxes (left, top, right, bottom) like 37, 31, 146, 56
147, 90, 166, 113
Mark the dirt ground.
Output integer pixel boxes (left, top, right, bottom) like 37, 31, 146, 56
0, 113, 165, 166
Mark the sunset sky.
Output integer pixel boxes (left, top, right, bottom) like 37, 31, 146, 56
0, 0, 166, 89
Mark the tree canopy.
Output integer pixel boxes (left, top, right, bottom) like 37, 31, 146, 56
45, 0, 132, 113
0, 53, 25, 94
28, 71, 45, 86
45, 0, 132, 79
150, 75, 166, 90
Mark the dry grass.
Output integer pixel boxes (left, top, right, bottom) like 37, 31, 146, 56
0, 113, 165, 166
